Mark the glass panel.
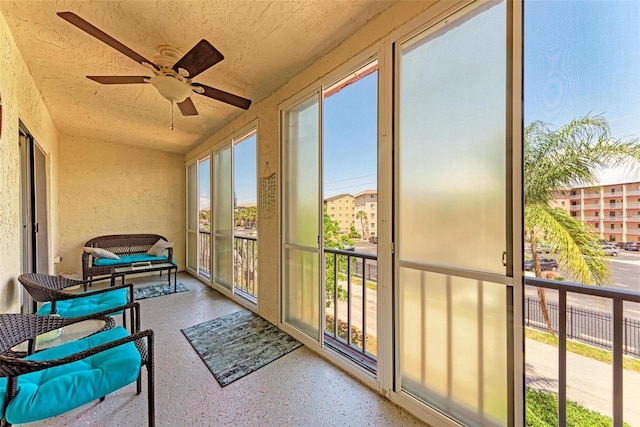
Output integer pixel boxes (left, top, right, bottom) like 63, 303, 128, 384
213, 149, 231, 235
187, 230, 197, 271
233, 132, 257, 233
282, 94, 320, 341
398, 1, 506, 274
198, 158, 211, 278
399, 268, 508, 425
284, 247, 319, 337
283, 95, 320, 247
397, 2, 509, 425
187, 163, 197, 231
213, 145, 232, 290
233, 131, 258, 300
186, 163, 198, 271
322, 62, 379, 364
214, 235, 232, 288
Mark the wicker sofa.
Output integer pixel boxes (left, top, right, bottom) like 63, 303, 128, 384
82, 234, 174, 282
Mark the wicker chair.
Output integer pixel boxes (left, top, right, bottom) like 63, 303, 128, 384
18, 273, 135, 332
0, 306, 154, 427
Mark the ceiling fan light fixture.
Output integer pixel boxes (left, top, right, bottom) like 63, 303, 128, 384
149, 75, 192, 103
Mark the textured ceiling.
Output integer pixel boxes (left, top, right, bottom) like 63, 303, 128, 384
0, 1, 394, 153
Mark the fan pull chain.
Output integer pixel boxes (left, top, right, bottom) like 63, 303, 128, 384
170, 101, 175, 131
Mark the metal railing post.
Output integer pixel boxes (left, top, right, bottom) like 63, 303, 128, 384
559, 290, 567, 427
613, 299, 623, 427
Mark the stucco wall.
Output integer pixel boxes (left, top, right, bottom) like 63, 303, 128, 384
185, 1, 440, 324
0, 12, 59, 313
57, 135, 185, 276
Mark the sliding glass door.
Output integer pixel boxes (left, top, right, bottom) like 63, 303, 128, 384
395, 1, 513, 425
186, 157, 211, 279
282, 93, 322, 341
213, 144, 233, 291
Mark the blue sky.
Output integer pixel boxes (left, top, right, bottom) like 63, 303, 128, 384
233, 134, 257, 205
525, 0, 640, 183
323, 71, 378, 198
199, 135, 257, 207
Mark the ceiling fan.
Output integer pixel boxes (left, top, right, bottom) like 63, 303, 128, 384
57, 11, 252, 119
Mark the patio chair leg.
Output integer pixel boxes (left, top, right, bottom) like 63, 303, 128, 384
148, 335, 155, 427
137, 369, 142, 395
100, 396, 105, 402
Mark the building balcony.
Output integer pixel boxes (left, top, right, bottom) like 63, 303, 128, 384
582, 204, 601, 210
569, 205, 580, 210
582, 192, 601, 199
602, 193, 620, 199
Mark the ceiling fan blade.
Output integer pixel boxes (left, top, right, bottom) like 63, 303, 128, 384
177, 98, 198, 116
173, 39, 224, 79
195, 84, 252, 110
87, 76, 149, 84
57, 12, 158, 70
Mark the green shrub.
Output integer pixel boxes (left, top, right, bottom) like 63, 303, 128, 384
526, 388, 630, 427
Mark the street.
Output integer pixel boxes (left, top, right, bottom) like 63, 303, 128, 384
525, 250, 640, 320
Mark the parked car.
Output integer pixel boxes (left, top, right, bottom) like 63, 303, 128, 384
535, 243, 556, 254
524, 258, 558, 271
368, 236, 378, 244
624, 242, 639, 251
601, 244, 619, 256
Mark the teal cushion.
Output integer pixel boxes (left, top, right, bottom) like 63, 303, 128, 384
94, 254, 168, 266
36, 289, 128, 317
0, 326, 141, 424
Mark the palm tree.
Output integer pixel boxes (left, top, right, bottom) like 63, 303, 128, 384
356, 210, 368, 240
525, 115, 640, 332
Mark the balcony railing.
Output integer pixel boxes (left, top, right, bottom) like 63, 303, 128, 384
234, 235, 258, 301
582, 192, 601, 199
525, 277, 640, 427
197, 230, 258, 300
324, 247, 378, 372
198, 230, 211, 277
525, 297, 640, 357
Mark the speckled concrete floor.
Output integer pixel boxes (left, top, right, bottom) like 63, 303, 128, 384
21, 273, 428, 427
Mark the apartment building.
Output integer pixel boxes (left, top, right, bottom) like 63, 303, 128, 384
354, 190, 377, 238
323, 194, 355, 233
568, 182, 640, 242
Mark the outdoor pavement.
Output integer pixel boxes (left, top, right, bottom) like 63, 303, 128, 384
526, 338, 640, 426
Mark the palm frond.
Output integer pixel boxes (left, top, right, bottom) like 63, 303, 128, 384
525, 114, 640, 206
525, 204, 611, 286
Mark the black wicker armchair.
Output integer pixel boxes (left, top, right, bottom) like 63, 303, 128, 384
18, 273, 136, 331
0, 305, 154, 427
